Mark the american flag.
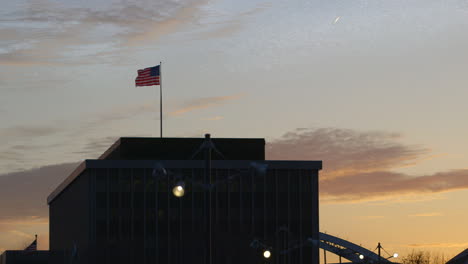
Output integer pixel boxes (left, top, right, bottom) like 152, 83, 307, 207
135, 65, 160, 86
24, 236, 37, 251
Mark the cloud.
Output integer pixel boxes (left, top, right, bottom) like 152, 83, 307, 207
267, 127, 468, 203
0, 124, 71, 173
0, 125, 60, 138
0, 216, 48, 228
267, 127, 428, 179
73, 136, 120, 158
0, 0, 269, 66
201, 116, 224, 121
358, 215, 385, 219
8, 230, 35, 239
197, 22, 244, 39
170, 94, 245, 116
0, 0, 205, 65
0, 162, 78, 220
407, 242, 468, 248
0, 124, 69, 172
0, 93, 241, 174
409, 212, 443, 217
121, 1, 207, 46
101, 94, 243, 119
192, 2, 271, 39
321, 169, 468, 203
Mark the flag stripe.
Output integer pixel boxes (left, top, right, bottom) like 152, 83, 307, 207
137, 78, 160, 82
136, 80, 160, 84
136, 79, 160, 84
136, 77, 160, 81
138, 82, 160, 86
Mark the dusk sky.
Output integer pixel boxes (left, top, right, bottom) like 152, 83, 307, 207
1, 0, 468, 260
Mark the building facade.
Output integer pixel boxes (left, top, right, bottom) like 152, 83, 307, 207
48, 136, 322, 264
0, 251, 49, 264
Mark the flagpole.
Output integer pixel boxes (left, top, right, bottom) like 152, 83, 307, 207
159, 61, 163, 138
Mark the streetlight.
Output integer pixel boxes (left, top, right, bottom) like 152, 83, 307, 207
376, 242, 398, 262
263, 250, 272, 259
153, 162, 186, 198
359, 254, 365, 260
172, 181, 185, 197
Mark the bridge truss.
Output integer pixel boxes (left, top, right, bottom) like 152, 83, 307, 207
313, 232, 396, 264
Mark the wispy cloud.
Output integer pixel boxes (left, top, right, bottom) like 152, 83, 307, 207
407, 242, 468, 248
72, 136, 120, 158
194, 3, 271, 39
0, 94, 242, 174
170, 94, 245, 116
201, 116, 224, 121
0, 125, 61, 138
409, 212, 443, 217
358, 215, 385, 219
8, 230, 35, 239
0, 216, 48, 228
0, 0, 206, 65
365, 194, 448, 205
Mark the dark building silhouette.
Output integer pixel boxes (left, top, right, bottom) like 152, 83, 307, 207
0, 251, 49, 264
47, 135, 322, 264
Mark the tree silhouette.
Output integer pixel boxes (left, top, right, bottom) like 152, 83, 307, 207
402, 251, 430, 264
402, 251, 447, 264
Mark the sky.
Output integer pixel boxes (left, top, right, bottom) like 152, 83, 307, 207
1, 0, 468, 260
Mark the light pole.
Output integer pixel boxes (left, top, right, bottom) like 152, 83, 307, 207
203, 133, 213, 264
376, 242, 398, 263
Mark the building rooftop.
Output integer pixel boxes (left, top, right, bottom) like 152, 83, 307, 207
99, 136, 265, 160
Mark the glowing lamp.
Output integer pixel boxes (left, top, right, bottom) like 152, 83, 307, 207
172, 182, 185, 197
